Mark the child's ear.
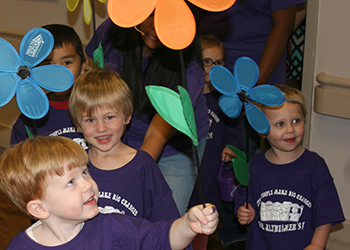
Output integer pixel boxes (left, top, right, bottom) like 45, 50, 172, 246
27, 200, 50, 220
80, 57, 88, 75
124, 114, 132, 125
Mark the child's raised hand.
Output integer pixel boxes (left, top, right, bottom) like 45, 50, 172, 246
188, 204, 219, 235
237, 203, 256, 225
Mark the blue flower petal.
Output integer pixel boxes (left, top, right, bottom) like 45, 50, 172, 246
19, 28, 54, 68
234, 57, 259, 92
245, 102, 270, 134
0, 38, 20, 72
0, 72, 19, 106
210, 65, 240, 96
31, 65, 74, 92
218, 95, 242, 118
16, 78, 49, 119
249, 85, 285, 107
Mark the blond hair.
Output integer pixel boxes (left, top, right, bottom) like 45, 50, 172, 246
0, 136, 88, 215
69, 68, 133, 128
200, 34, 225, 57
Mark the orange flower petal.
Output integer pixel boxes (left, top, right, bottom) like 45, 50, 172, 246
108, 0, 159, 28
188, 0, 236, 12
154, 0, 196, 50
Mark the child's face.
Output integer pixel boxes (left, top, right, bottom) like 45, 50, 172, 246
40, 42, 86, 83
80, 107, 130, 154
264, 102, 305, 155
202, 46, 224, 84
43, 165, 99, 222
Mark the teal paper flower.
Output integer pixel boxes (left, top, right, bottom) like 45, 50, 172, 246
210, 57, 285, 134
0, 28, 73, 119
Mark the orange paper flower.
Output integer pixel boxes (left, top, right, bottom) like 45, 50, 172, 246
107, 0, 236, 50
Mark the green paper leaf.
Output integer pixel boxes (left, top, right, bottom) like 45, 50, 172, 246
178, 86, 198, 145
25, 125, 34, 139
93, 42, 104, 69
226, 144, 249, 186
145, 85, 198, 146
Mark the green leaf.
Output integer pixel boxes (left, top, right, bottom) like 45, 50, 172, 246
225, 145, 249, 186
25, 125, 34, 139
93, 42, 104, 69
145, 85, 198, 146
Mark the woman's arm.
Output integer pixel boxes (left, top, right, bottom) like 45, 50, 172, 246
140, 114, 176, 161
257, 5, 297, 85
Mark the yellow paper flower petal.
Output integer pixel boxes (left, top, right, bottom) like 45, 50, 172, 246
107, 0, 159, 27
155, 0, 196, 50
188, 0, 236, 12
67, 0, 80, 12
83, 0, 92, 25
98, 0, 107, 3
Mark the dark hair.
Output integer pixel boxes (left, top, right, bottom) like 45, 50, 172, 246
102, 23, 202, 117
42, 24, 85, 66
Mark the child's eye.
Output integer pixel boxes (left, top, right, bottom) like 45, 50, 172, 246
67, 179, 74, 187
106, 116, 114, 120
63, 61, 73, 66
86, 118, 94, 123
293, 118, 301, 124
276, 122, 284, 127
82, 168, 89, 176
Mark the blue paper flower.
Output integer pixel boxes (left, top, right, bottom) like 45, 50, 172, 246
0, 28, 74, 119
210, 57, 285, 134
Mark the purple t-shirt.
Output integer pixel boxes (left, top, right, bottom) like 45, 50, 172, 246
189, 91, 244, 207
199, 0, 306, 85
6, 213, 174, 250
11, 105, 87, 149
85, 18, 209, 157
234, 149, 345, 250
88, 149, 180, 222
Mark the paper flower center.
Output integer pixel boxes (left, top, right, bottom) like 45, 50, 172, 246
17, 66, 30, 80
238, 90, 248, 103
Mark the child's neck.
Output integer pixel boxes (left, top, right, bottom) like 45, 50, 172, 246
88, 143, 136, 171
203, 82, 215, 94
31, 220, 84, 246
265, 145, 305, 165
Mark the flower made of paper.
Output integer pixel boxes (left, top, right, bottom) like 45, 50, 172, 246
107, 0, 236, 50
210, 57, 285, 134
0, 28, 74, 119
67, 0, 107, 25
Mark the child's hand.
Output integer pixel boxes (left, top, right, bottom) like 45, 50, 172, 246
188, 204, 219, 235
237, 203, 255, 225
222, 146, 237, 162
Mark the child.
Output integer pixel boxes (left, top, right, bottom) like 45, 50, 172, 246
235, 85, 345, 250
11, 24, 88, 149
189, 34, 246, 250
0, 136, 218, 249
69, 68, 181, 223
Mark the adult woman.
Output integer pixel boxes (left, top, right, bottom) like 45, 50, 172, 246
85, 14, 209, 216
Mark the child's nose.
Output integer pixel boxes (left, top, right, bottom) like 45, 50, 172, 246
96, 120, 107, 132
82, 178, 94, 192
286, 123, 295, 133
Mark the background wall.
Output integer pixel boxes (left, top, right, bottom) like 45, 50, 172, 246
302, 0, 350, 247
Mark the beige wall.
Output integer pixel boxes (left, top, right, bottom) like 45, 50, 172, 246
302, 0, 350, 247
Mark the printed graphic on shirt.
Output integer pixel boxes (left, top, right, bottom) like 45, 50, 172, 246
207, 108, 220, 140
256, 189, 311, 233
98, 191, 138, 217
48, 127, 89, 149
